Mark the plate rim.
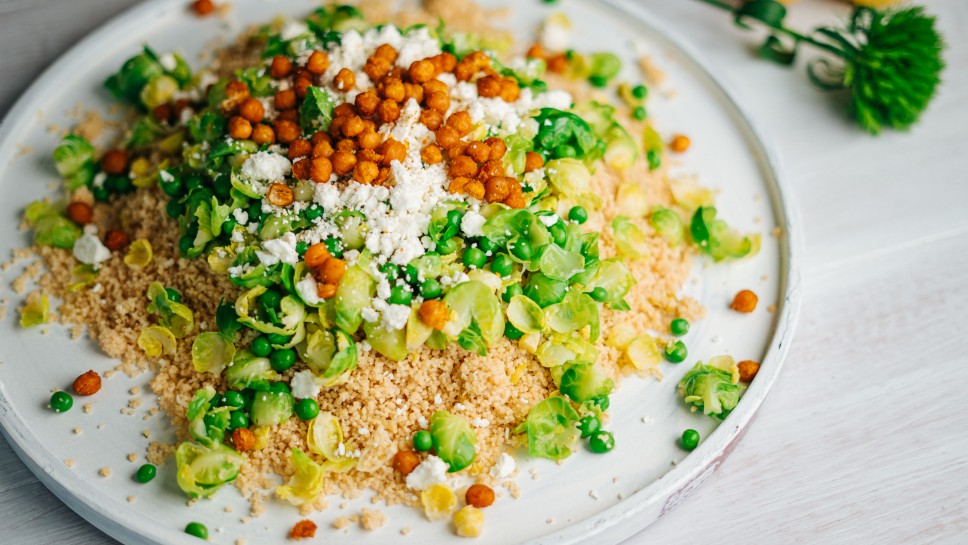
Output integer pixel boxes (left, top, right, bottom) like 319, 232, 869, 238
0, 0, 803, 544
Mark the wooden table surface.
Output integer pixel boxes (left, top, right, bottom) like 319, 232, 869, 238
1, 0, 966, 543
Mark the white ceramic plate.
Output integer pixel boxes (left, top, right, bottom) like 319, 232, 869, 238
0, 0, 801, 543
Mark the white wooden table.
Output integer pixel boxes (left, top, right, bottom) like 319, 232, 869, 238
1, 0, 966, 543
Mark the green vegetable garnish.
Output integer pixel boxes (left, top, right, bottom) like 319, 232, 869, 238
49, 391, 73, 413
664, 340, 688, 363
413, 430, 433, 452
184, 522, 209, 540
670, 318, 690, 336
519, 396, 580, 460
588, 430, 615, 453
680, 428, 700, 451
678, 361, 742, 420
295, 398, 320, 421
175, 441, 245, 498
136, 464, 157, 483
429, 411, 477, 472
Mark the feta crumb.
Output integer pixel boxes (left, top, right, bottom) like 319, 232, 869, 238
460, 211, 487, 237
296, 274, 321, 305
417, 415, 429, 429
73, 225, 111, 269
240, 151, 291, 183
471, 417, 490, 428
490, 453, 516, 479
255, 232, 299, 266
158, 53, 177, 72
290, 370, 321, 399
589, 489, 599, 501
434, 394, 443, 405
405, 455, 449, 490
538, 214, 560, 227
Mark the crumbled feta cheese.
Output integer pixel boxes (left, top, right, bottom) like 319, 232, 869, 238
280, 20, 310, 41
296, 274, 321, 305
417, 415, 429, 429
232, 208, 249, 225
158, 53, 177, 72
538, 214, 559, 227
490, 453, 516, 479
240, 151, 291, 183
434, 394, 443, 405
471, 417, 490, 428
361, 307, 379, 323
158, 170, 174, 184
539, 16, 572, 51
381, 303, 410, 331
405, 455, 449, 490
255, 232, 299, 266
92, 171, 107, 189
73, 225, 111, 269
290, 371, 321, 399
461, 211, 486, 237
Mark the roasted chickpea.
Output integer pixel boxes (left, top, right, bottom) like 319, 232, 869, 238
738, 360, 761, 382
455, 62, 476, 82
524, 151, 545, 173
288, 138, 312, 160
331, 150, 357, 176
335, 138, 357, 152
306, 51, 330, 75
291, 157, 311, 180
223, 80, 250, 112
353, 160, 379, 184
319, 257, 346, 284
380, 77, 405, 103
484, 137, 507, 161
238, 98, 264, 123
228, 116, 253, 140
277, 109, 299, 123
358, 130, 382, 150
435, 126, 459, 149
526, 44, 546, 59
504, 192, 526, 209
499, 78, 521, 102
304, 243, 331, 269
334, 68, 356, 91
476, 75, 502, 98
446, 111, 473, 137
465, 484, 495, 508
310, 156, 333, 183
420, 109, 444, 131
274, 89, 297, 110
100, 149, 129, 175
446, 141, 468, 161
274, 119, 301, 144
448, 176, 471, 194
421, 144, 443, 165
251, 124, 275, 145
375, 166, 391, 186
328, 115, 348, 138
547, 54, 569, 73
430, 52, 457, 74
392, 450, 421, 476
269, 55, 292, 79
380, 138, 407, 165
294, 77, 313, 99
464, 180, 485, 200
363, 57, 392, 82
418, 300, 450, 330
66, 201, 94, 225
342, 115, 365, 138
670, 134, 691, 153
465, 51, 490, 70
408, 59, 436, 83
374, 44, 398, 63
103, 229, 129, 251
484, 176, 513, 203
334, 103, 357, 118
152, 103, 173, 124
730, 290, 758, 313
191, 0, 214, 16
377, 99, 401, 124
403, 82, 424, 104
479, 159, 504, 180
266, 182, 294, 207
465, 141, 491, 163
311, 131, 332, 147
357, 149, 382, 164
312, 140, 334, 159
422, 79, 447, 97
355, 90, 380, 116
317, 283, 337, 299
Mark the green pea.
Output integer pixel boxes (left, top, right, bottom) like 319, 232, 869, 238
592, 395, 610, 411
380, 263, 401, 282
111, 175, 134, 194
632, 84, 648, 99
295, 398, 320, 421
509, 238, 532, 261
489, 253, 513, 277
304, 206, 323, 221
578, 415, 601, 438
549, 222, 567, 246
680, 429, 700, 451
209, 394, 224, 408
463, 247, 486, 269
135, 463, 157, 483
388, 285, 413, 306
166, 199, 184, 218
568, 206, 588, 224
221, 216, 237, 235
446, 209, 463, 229
404, 264, 420, 285
160, 176, 183, 197
295, 241, 309, 256
93, 186, 110, 203
324, 237, 343, 258
588, 430, 615, 453
246, 202, 263, 222
588, 287, 609, 302
502, 284, 523, 303
222, 391, 245, 410
477, 237, 499, 253
504, 322, 524, 341
184, 522, 208, 540
178, 235, 194, 256
213, 173, 232, 199
269, 381, 290, 395
664, 340, 687, 363
670, 318, 690, 336
419, 278, 441, 299
267, 333, 291, 345
436, 237, 458, 255
413, 430, 433, 452
164, 287, 182, 303
554, 144, 577, 159
183, 175, 204, 192
646, 149, 661, 171
49, 391, 73, 413
269, 349, 296, 372
258, 289, 281, 310
632, 106, 647, 121
588, 75, 609, 88
229, 410, 249, 431
250, 336, 272, 357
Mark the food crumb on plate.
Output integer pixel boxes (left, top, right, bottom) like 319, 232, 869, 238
99, 466, 112, 477
127, 495, 136, 503
64, 459, 75, 468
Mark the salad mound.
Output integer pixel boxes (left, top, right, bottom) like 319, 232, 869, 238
15, 0, 759, 535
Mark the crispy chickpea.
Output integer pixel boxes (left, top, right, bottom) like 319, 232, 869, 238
730, 290, 758, 313
238, 98, 264, 123
103, 229, 129, 252
291, 157, 311, 180
191, 0, 215, 16
435, 126, 459, 149
319, 257, 346, 284
312, 140, 334, 159
526, 44, 546, 59
100, 149, 128, 175
375, 167, 391, 186
355, 90, 380, 116
329, 115, 348, 137
547, 54, 569, 73
311, 131, 332, 146
499, 78, 521, 102
357, 149, 382, 164
252, 123, 276, 145
446, 111, 473, 137
358, 130, 382, 150
304, 243, 331, 269
374, 43, 398, 62
420, 109, 443, 131
464, 180, 485, 200
476, 75, 502, 98
420, 144, 443, 165
353, 160, 379, 184
334, 68, 356, 91
334, 103, 356, 118
380, 77, 406, 102
289, 520, 317, 540
466, 141, 491, 163
455, 62, 476, 82
310, 157, 334, 183
504, 191, 526, 209
738, 360, 761, 382
274, 89, 297, 110
430, 52, 457, 73
446, 142, 468, 161
422, 79, 447, 97
408, 59, 436, 83
670, 134, 691, 153
294, 77, 313, 99
484, 137, 507, 161
231, 428, 255, 452
449, 155, 479, 178
377, 99, 401, 124
484, 176, 513, 203
342, 115, 366, 138
402, 82, 424, 104
152, 103, 172, 124
67, 201, 94, 225
274, 119, 301, 144
363, 57, 392, 82
465, 484, 495, 508
317, 283, 337, 299
277, 109, 299, 123
424, 91, 450, 114
524, 151, 545, 173
331, 150, 357, 176
479, 159, 504, 180
292, 66, 312, 81
269, 55, 292, 79
288, 138, 312, 160
223, 80, 250, 112
380, 138, 407, 165
392, 450, 421, 476
465, 51, 490, 70
335, 138, 357, 153
418, 300, 449, 330
448, 176, 471, 194
266, 182, 294, 207
228, 116, 253, 140
306, 51, 330, 75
